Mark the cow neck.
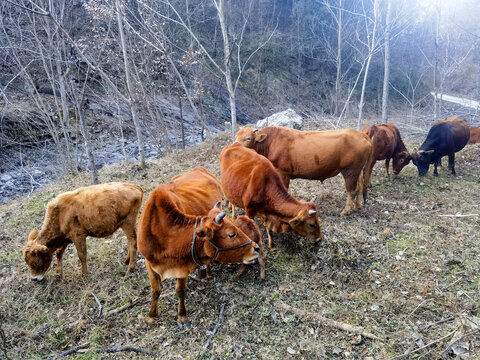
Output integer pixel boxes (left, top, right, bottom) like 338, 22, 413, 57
267, 174, 303, 218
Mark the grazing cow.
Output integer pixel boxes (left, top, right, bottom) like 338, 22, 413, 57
362, 123, 411, 180
468, 126, 480, 144
138, 171, 259, 327
235, 126, 374, 216
234, 216, 265, 279
170, 167, 265, 279
411, 116, 470, 176
23, 183, 144, 281
220, 143, 321, 250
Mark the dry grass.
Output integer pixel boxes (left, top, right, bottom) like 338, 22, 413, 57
0, 130, 479, 359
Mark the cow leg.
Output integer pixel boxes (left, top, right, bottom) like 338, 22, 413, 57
448, 153, 456, 175
121, 222, 137, 274
353, 174, 364, 210
258, 236, 266, 279
145, 260, 162, 325
340, 172, 360, 216
266, 228, 275, 251
72, 236, 88, 275
385, 158, 391, 178
433, 160, 439, 177
176, 277, 190, 328
55, 244, 68, 275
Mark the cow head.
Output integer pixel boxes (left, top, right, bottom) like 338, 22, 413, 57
288, 204, 322, 241
392, 151, 412, 175
196, 208, 259, 264
23, 229, 53, 281
235, 127, 266, 148
411, 149, 434, 176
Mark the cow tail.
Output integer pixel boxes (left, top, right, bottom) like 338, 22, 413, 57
362, 140, 375, 202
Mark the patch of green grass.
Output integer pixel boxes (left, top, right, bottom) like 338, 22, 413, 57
0, 249, 21, 263
89, 328, 102, 345
46, 328, 69, 348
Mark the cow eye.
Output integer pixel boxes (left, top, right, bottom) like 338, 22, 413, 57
245, 137, 250, 141
400, 159, 404, 163
228, 233, 237, 238
309, 223, 315, 228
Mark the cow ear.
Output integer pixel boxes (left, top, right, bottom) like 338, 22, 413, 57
28, 229, 39, 242
255, 133, 267, 143
195, 226, 212, 239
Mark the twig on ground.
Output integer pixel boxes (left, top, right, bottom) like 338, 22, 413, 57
43, 342, 90, 360
204, 304, 225, 348
404, 299, 429, 321
437, 213, 478, 218
391, 327, 459, 359
421, 316, 455, 331
277, 301, 382, 341
93, 346, 157, 356
107, 298, 141, 315
91, 292, 102, 317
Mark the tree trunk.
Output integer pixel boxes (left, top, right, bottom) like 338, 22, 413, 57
217, 0, 237, 141
433, 4, 440, 121
334, 0, 343, 116
381, 0, 391, 124
179, 97, 185, 149
116, 0, 145, 168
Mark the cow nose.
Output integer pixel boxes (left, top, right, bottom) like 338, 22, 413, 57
393, 171, 398, 175
31, 275, 44, 282
254, 246, 260, 253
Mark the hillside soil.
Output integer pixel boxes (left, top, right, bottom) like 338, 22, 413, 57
0, 125, 479, 359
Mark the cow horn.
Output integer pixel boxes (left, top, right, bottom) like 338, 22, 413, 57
214, 201, 221, 209
418, 150, 424, 154
308, 210, 317, 216
214, 212, 226, 224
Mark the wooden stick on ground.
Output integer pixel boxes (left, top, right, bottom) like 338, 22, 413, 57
44, 342, 90, 360
91, 292, 102, 317
204, 304, 225, 348
107, 298, 141, 316
277, 301, 383, 342
93, 346, 157, 356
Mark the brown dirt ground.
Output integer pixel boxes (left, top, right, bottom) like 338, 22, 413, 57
0, 127, 479, 360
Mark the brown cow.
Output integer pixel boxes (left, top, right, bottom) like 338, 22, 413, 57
362, 123, 411, 180
23, 183, 143, 281
235, 126, 374, 216
468, 126, 480, 144
234, 216, 265, 279
220, 142, 321, 250
170, 167, 265, 279
138, 170, 259, 327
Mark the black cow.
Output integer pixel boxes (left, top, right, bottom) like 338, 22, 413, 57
411, 116, 470, 176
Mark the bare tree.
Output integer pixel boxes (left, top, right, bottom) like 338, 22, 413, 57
381, 0, 391, 123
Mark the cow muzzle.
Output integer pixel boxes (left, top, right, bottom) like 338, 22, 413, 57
31, 275, 44, 282
243, 252, 259, 264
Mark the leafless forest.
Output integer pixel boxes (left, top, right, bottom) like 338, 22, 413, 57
1, 0, 480, 193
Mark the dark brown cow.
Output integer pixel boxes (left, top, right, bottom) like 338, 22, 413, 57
220, 142, 321, 250
468, 126, 480, 144
411, 116, 470, 176
23, 183, 144, 280
235, 126, 374, 216
138, 168, 259, 327
362, 123, 411, 180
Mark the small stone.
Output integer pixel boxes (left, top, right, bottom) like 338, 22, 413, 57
370, 304, 379, 311
287, 347, 296, 355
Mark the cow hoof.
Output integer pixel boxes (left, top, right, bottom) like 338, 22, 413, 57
145, 316, 157, 326
125, 267, 135, 275
340, 210, 350, 216
268, 246, 276, 252
177, 319, 191, 330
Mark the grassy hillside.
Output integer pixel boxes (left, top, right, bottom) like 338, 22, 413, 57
0, 131, 479, 359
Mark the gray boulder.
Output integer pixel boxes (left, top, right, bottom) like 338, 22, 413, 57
256, 108, 302, 129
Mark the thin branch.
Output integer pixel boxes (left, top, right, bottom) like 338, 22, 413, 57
278, 301, 382, 341
43, 342, 90, 360
204, 303, 225, 348
91, 292, 102, 317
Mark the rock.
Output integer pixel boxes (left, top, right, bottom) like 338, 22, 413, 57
0, 174, 12, 182
256, 109, 302, 129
